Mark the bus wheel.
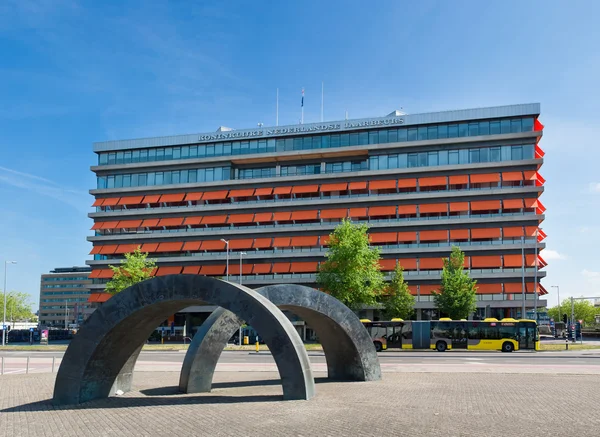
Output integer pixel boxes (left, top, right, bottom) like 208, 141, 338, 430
374, 342, 383, 352
502, 342, 514, 353
435, 341, 447, 352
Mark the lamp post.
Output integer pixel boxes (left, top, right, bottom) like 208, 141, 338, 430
533, 228, 540, 320
521, 236, 526, 319
239, 252, 246, 285
2, 261, 17, 347
551, 285, 560, 337
220, 239, 229, 281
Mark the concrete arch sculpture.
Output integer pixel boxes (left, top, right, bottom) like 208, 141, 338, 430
52, 275, 314, 405
179, 284, 381, 394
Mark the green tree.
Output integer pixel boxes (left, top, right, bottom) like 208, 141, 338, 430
316, 219, 385, 310
433, 246, 477, 319
105, 247, 156, 294
547, 299, 599, 325
380, 263, 415, 320
1, 291, 35, 321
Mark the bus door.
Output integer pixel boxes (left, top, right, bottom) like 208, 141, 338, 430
518, 323, 536, 350
451, 322, 468, 349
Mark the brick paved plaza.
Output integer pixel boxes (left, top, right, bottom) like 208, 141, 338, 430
1, 371, 600, 436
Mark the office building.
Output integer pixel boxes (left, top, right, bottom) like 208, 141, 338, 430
39, 267, 92, 328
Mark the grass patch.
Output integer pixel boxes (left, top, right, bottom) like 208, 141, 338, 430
539, 343, 600, 351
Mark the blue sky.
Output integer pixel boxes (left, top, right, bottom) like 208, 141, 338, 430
1, 1, 599, 311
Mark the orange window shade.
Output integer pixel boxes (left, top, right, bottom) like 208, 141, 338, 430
182, 241, 202, 251
253, 264, 272, 274
92, 199, 104, 207
320, 235, 331, 246
118, 196, 144, 205
291, 210, 318, 220
450, 229, 469, 239
228, 188, 255, 198
228, 214, 254, 224
98, 245, 118, 254
253, 238, 272, 248
202, 190, 229, 200
156, 266, 183, 276
369, 206, 396, 216
202, 215, 227, 224
142, 219, 160, 227
379, 259, 397, 271
87, 293, 99, 302
408, 285, 418, 295
89, 246, 102, 255
470, 200, 501, 210
471, 228, 501, 239
398, 205, 417, 215
419, 176, 447, 187
273, 237, 291, 248
348, 181, 367, 190
369, 180, 396, 190
524, 226, 540, 237
101, 221, 120, 229
476, 284, 502, 294
156, 242, 183, 252
230, 239, 254, 250
143, 195, 161, 203
115, 244, 139, 254
201, 240, 226, 251
184, 216, 203, 225
159, 217, 184, 227
272, 263, 291, 273
349, 207, 367, 217
419, 285, 439, 295
538, 229, 547, 241
398, 258, 417, 270
102, 198, 120, 206
523, 171, 536, 181
320, 209, 347, 219
290, 262, 318, 273
504, 283, 524, 293
419, 230, 448, 241
273, 211, 292, 221
419, 258, 444, 269
470, 173, 500, 183
200, 265, 226, 276
290, 236, 319, 247
97, 269, 114, 279
370, 233, 398, 244
398, 232, 417, 242
182, 266, 201, 274
419, 203, 447, 213
471, 256, 502, 268
91, 222, 103, 230
273, 186, 292, 195
503, 255, 523, 268
449, 175, 468, 184
523, 198, 537, 209
229, 264, 253, 275
118, 220, 142, 228
502, 171, 523, 181
95, 294, 112, 303
254, 187, 273, 196
397, 178, 417, 188
141, 243, 159, 252
185, 192, 203, 201
449, 202, 469, 212
320, 182, 348, 192
292, 185, 319, 194
503, 199, 524, 209
525, 254, 537, 267
254, 212, 273, 222
160, 193, 185, 203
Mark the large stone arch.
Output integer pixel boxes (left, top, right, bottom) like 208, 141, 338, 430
52, 276, 314, 405
179, 284, 381, 394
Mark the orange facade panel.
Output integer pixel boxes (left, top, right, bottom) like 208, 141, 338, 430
202, 215, 227, 225
290, 236, 319, 247
476, 284, 502, 294
291, 210, 318, 220
273, 237, 291, 248
503, 255, 523, 267
397, 178, 417, 188
419, 203, 447, 213
229, 263, 253, 275
160, 193, 185, 203
91, 222, 103, 230
97, 269, 114, 279
143, 195, 161, 203
142, 219, 160, 227
89, 246, 102, 255
202, 190, 229, 200
470, 200, 501, 211
201, 240, 226, 251
379, 259, 397, 271
182, 266, 201, 274
253, 264, 272, 274
349, 207, 367, 217
320, 209, 347, 219
227, 214, 254, 224
419, 230, 448, 241
92, 199, 104, 207
156, 242, 183, 252
101, 221, 120, 229
156, 266, 183, 276
397, 205, 417, 215
470, 173, 500, 183
254, 212, 273, 222
159, 217, 184, 227
370, 180, 396, 190
118, 220, 142, 228
370, 233, 397, 244
449, 175, 468, 184
273, 186, 292, 195
503, 199, 524, 209
471, 256, 502, 268
115, 244, 139, 254
229, 239, 254, 250
102, 198, 120, 206
419, 176, 447, 187
398, 232, 417, 242
140, 243, 159, 252
449, 202, 469, 212
184, 216, 203, 225
348, 181, 367, 190
292, 185, 319, 194
369, 206, 396, 216
471, 228, 501, 239
200, 265, 226, 276
525, 226, 540, 237
185, 192, 203, 201
398, 259, 417, 270
290, 262, 318, 273
182, 241, 202, 251
253, 238, 272, 249
419, 285, 439, 295
228, 189, 255, 198
273, 211, 292, 221
254, 187, 273, 196
450, 229, 469, 239
98, 245, 118, 254
272, 263, 291, 273
502, 171, 523, 182
118, 196, 144, 205
419, 258, 444, 269
320, 182, 348, 192
504, 283, 524, 293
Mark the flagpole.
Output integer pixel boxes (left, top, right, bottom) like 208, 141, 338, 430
276, 88, 279, 126
321, 82, 324, 122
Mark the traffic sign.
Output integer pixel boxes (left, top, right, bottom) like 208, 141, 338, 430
29, 327, 34, 332
578, 320, 583, 324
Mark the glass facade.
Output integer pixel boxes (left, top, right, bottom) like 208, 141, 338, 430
97, 166, 231, 189
97, 117, 535, 166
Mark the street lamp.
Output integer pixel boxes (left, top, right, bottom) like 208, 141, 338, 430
2, 261, 17, 347
220, 239, 229, 281
551, 285, 561, 323
239, 252, 246, 285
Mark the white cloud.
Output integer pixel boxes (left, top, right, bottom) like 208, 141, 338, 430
541, 249, 567, 260
589, 182, 600, 193
581, 269, 600, 279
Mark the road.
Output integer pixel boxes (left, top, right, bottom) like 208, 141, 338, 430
2, 349, 600, 375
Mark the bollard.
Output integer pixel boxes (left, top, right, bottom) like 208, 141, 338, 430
52, 356, 56, 373
565, 338, 569, 351
255, 340, 260, 353
26, 356, 30, 374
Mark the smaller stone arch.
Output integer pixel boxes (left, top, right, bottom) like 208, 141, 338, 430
179, 284, 381, 394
